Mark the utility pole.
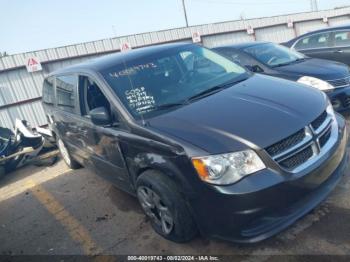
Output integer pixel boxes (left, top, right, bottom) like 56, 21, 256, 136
182, 0, 189, 27
310, 0, 319, 11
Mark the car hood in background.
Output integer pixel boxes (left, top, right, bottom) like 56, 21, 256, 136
273, 58, 349, 80
147, 74, 327, 154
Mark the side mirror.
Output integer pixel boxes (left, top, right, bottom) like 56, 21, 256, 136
245, 65, 264, 73
89, 107, 111, 126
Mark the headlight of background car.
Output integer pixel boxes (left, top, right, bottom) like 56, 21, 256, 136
192, 150, 266, 185
327, 99, 336, 122
297, 76, 334, 91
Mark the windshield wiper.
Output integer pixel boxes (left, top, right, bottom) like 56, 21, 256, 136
272, 58, 306, 68
140, 101, 189, 113
188, 77, 248, 102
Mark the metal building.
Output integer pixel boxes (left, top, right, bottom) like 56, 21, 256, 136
1, 7, 350, 129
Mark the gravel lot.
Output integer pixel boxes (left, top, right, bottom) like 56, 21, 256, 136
0, 119, 350, 260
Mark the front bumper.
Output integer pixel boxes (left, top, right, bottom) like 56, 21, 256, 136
327, 85, 350, 112
189, 115, 348, 243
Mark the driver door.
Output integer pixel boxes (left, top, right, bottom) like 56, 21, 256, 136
77, 74, 132, 191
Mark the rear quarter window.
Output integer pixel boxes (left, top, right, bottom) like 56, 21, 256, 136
56, 75, 78, 114
42, 77, 55, 105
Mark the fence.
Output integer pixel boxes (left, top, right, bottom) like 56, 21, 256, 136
1, 7, 350, 128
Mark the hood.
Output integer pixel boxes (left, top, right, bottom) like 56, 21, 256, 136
273, 58, 349, 80
147, 74, 327, 154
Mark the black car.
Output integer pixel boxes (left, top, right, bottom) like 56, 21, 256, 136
213, 42, 350, 112
282, 25, 350, 66
42, 43, 348, 243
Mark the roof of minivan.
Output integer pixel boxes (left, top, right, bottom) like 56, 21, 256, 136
213, 41, 269, 50
50, 42, 193, 75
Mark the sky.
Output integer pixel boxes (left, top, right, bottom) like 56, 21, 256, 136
1, 0, 350, 54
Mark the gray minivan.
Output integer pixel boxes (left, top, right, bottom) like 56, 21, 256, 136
42, 43, 348, 243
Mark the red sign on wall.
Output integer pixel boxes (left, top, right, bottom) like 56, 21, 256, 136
25, 57, 42, 73
120, 42, 132, 52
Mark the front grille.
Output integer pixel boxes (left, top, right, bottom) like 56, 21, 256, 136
311, 111, 327, 130
280, 146, 313, 169
265, 109, 334, 172
266, 129, 305, 157
345, 97, 350, 108
319, 127, 332, 148
327, 76, 350, 87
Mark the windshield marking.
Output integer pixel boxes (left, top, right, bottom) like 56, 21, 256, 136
125, 87, 155, 112
109, 62, 157, 78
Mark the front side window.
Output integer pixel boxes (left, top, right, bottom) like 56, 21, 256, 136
217, 49, 255, 66
243, 43, 305, 67
334, 30, 350, 47
56, 75, 77, 113
101, 45, 247, 119
42, 77, 55, 105
78, 76, 111, 117
294, 32, 331, 50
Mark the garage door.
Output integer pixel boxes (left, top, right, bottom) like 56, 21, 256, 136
255, 25, 295, 43
202, 31, 254, 48
328, 16, 350, 26
295, 20, 328, 36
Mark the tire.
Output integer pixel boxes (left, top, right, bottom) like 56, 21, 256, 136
57, 138, 81, 169
136, 170, 197, 243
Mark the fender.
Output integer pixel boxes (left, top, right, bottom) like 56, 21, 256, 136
123, 149, 198, 198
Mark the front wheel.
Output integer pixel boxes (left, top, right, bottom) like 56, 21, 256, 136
136, 170, 197, 243
57, 138, 81, 169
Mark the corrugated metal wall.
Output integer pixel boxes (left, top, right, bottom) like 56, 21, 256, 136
1, 7, 350, 129
255, 25, 295, 43
202, 31, 254, 47
328, 15, 350, 26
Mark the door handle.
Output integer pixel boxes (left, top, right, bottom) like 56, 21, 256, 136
334, 49, 344, 53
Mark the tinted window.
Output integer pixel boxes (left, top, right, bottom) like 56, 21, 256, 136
334, 30, 350, 47
42, 77, 55, 105
56, 75, 77, 113
294, 32, 331, 50
79, 76, 111, 117
244, 43, 305, 67
217, 49, 254, 66
101, 45, 247, 120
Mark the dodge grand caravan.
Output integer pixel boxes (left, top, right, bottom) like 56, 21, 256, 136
42, 43, 348, 243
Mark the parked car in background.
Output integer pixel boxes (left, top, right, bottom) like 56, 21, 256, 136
43, 43, 348, 244
213, 42, 350, 112
282, 25, 350, 66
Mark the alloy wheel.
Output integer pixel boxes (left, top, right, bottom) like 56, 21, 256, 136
137, 186, 174, 235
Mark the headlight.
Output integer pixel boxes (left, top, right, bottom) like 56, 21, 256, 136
297, 76, 334, 91
192, 149, 266, 185
327, 99, 336, 121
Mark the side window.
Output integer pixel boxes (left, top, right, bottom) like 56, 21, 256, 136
42, 77, 55, 105
56, 75, 77, 113
294, 32, 331, 50
181, 51, 225, 74
334, 31, 350, 47
78, 76, 111, 117
219, 49, 253, 66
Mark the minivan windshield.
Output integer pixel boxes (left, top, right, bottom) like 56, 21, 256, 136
101, 45, 248, 120
244, 43, 306, 67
